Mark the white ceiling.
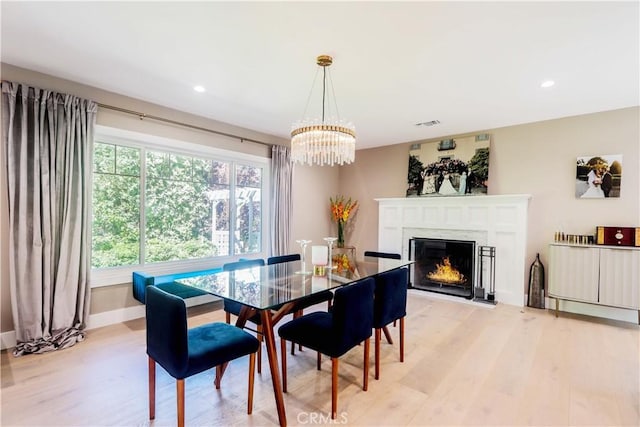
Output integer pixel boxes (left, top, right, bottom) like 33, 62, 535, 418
1, 1, 638, 150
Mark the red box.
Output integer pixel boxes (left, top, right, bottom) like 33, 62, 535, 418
596, 226, 640, 247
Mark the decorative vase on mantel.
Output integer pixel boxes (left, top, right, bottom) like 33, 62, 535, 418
337, 220, 345, 248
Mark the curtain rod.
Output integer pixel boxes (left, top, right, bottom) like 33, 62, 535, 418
97, 103, 274, 148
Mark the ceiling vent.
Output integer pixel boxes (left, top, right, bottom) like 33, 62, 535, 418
415, 120, 440, 127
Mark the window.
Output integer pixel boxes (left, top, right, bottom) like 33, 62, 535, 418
92, 143, 141, 268
91, 129, 268, 285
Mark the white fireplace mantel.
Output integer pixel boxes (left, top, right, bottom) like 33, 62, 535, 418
376, 194, 532, 307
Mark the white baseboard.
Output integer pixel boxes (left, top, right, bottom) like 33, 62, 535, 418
1, 330, 17, 351
86, 304, 146, 330
0, 295, 220, 351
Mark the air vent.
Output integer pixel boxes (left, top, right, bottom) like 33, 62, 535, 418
415, 120, 440, 127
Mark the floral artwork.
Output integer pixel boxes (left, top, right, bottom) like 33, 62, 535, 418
330, 195, 358, 247
576, 154, 622, 198
407, 134, 491, 197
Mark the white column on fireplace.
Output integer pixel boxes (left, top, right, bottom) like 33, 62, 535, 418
376, 194, 532, 307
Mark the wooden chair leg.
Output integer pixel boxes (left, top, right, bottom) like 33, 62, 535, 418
317, 352, 322, 370
225, 311, 231, 324
291, 311, 303, 355
363, 338, 370, 391
148, 357, 156, 420
215, 365, 222, 389
399, 317, 405, 363
257, 326, 263, 374
375, 328, 381, 380
331, 357, 339, 419
280, 338, 288, 393
177, 379, 185, 427
248, 352, 256, 414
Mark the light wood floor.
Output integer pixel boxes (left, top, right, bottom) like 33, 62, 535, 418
2, 290, 639, 426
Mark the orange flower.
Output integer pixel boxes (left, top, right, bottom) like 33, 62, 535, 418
332, 253, 355, 273
330, 195, 358, 224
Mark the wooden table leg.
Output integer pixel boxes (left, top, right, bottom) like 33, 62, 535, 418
382, 325, 394, 344
261, 310, 287, 427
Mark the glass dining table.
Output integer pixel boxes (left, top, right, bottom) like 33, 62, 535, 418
177, 257, 413, 427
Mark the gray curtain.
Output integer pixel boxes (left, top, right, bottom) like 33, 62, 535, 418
1, 82, 96, 356
270, 145, 292, 256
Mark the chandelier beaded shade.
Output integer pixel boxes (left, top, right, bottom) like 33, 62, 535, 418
291, 55, 356, 166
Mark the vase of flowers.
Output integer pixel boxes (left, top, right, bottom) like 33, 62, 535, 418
330, 195, 358, 248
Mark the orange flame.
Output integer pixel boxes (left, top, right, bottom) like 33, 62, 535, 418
427, 257, 466, 284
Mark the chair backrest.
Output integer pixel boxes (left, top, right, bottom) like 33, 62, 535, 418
146, 286, 189, 378
331, 278, 375, 355
223, 258, 265, 271
373, 268, 409, 328
267, 254, 301, 265
364, 251, 401, 260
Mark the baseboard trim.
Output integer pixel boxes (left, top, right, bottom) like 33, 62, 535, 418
1, 330, 17, 351
0, 295, 220, 351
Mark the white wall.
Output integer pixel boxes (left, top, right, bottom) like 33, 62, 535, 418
341, 107, 640, 315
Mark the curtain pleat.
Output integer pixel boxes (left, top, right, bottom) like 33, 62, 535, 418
270, 145, 292, 256
1, 81, 96, 356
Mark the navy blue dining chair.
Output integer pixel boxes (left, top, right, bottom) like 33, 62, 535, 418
266, 254, 301, 265
278, 277, 375, 419
373, 267, 409, 380
146, 286, 259, 427
222, 258, 266, 324
364, 250, 401, 260
365, 251, 404, 330
267, 253, 334, 355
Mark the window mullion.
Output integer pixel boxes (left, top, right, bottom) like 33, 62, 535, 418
140, 147, 147, 266
229, 161, 236, 256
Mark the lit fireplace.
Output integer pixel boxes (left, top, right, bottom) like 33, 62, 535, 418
427, 256, 467, 285
410, 237, 475, 298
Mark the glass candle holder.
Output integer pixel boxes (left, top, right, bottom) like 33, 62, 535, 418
323, 237, 338, 270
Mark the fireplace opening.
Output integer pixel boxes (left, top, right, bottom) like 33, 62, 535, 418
409, 237, 475, 299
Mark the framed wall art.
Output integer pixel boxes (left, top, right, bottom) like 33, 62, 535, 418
407, 134, 490, 197
575, 154, 622, 198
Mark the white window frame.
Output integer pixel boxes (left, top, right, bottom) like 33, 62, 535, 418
90, 125, 270, 288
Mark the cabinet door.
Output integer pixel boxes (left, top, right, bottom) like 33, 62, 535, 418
549, 245, 599, 303
599, 248, 640, 309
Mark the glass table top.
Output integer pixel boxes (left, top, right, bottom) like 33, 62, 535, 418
176, 258, 413, 310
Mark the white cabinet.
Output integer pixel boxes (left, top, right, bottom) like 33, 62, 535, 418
549, 243, 640, 321
599, 248, 640, 309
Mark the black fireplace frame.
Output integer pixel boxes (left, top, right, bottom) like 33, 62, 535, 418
409, 237, 476, 299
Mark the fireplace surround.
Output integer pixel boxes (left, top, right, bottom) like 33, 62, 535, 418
375, 195, 531, 306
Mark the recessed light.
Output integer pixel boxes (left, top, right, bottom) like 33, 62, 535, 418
193, 85, 206, 93
540, 80, 555, 88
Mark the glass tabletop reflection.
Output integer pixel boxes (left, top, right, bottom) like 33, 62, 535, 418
176, 258, 412, 310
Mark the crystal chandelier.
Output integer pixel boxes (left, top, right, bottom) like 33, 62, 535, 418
291, 55, 356, 166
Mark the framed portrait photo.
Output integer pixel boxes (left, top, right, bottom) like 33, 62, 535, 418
575, 154, 622, 199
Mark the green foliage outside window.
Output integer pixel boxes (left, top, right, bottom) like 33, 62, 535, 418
91, 141, 262, 269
